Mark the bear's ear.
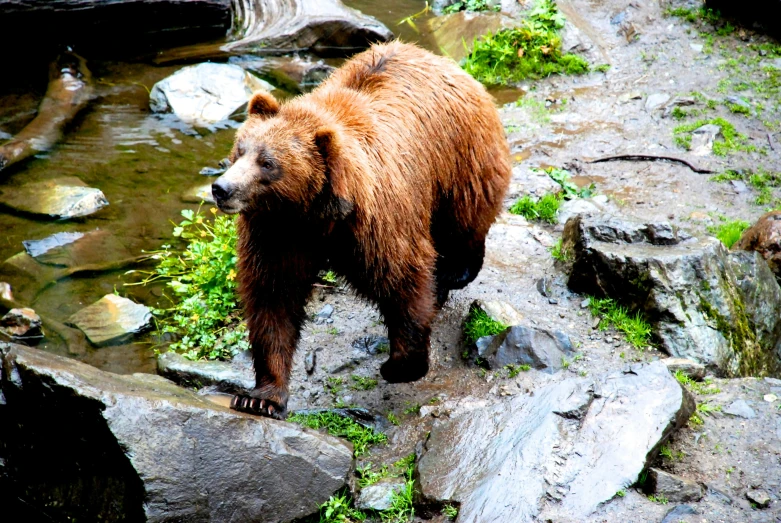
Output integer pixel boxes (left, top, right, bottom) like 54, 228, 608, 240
248, 91, 280, 119
315, 126, 353, 220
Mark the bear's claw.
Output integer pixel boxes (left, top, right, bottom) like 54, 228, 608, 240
230, 393, 286, 420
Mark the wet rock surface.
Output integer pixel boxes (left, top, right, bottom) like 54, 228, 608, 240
0, 343, 352, 522
0, 177, 108, 219
475, 324, 574, 372
417, 361, 694, 522
662, 357, 706, 381
150, 63, 274, 125
232, 55, 334, 93
356, 477, 406, 511
646, 468, 704, 503
0, 308, 42, 344
225, 0, 393, 54
157, 350, 254, 392
426, 11, 516, 62
564, 213, 781, 376
67, 294, 152, 346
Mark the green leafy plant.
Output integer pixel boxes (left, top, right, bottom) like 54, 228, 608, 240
443, 0, 499, 14
707, 219, 749, 248
382, 455, 416, 522
318, 493, 367, 523
616, 489, 626, 498
647, 494, 669, 505
463, 0, 589, 85
442, 504, 459, 519
674, 370, 721, 395
387, 412, 400, 426
551, 238, 571, 263
509, 193, 561, 223
356, 463, 391, 488
463, 307, 508, 343
134, 208, 246, 360
404, 403, 422, 415
587, 297, 652, 348
288, 411, 388, 457
673, 117, 755, 156
350, 375, 379, 391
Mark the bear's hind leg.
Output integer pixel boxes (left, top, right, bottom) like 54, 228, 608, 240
433, 230, 487, 309
379, 272, 436, 383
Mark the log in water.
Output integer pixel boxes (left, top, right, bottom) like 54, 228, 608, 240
0, 51, 93, 174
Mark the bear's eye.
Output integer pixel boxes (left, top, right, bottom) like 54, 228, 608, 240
261, 160, 274, 170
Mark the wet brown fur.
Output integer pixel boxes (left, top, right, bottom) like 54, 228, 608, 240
228, 41, 511, 418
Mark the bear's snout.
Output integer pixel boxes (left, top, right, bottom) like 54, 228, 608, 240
212, 179, 235, 209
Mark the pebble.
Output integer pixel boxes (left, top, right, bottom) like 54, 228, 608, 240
764, 394, 777, 403
746, 489, 771, 508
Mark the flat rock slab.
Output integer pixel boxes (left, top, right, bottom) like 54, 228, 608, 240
0, 343, 352, 523
67, 294, 152, 346
150, 63, 274, 125
0, 177, 108, 219
22, 229, 133, 267
157, 350, 254, 392
417, 361, 694, 523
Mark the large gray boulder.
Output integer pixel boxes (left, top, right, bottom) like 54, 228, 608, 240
563, 213, 781, 377
417, 361, 694, 523
225, 0, 393, 55
150, 63, 275, 125
0, 343, 352, 523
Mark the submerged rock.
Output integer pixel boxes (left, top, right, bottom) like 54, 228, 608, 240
0, 177, 108, 219
0, 308, 42, 344
23, 229, 133, 268
563, 213, 781, 377
67, 294, 152, 346
427, 11, 516, 63
225, 0, 393, 55
475, 324, 574, 372
733, 211, 781, 281
150, 63, 274, 125
233, 55, 334, 93
417, 361, 694, 522
0, 343, 352, 522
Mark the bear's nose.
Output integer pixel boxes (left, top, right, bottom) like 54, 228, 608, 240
212, 180, 234, 204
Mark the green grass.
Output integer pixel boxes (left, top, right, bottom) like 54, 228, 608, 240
587, 297, 653, 348
321, 270, 339, 284
673, 117, 755, 156
288, 412, 388, 457
387, 412, 400, 426
674, 370, 721, 395
350, 375, 378, 391
443, 0, 499, 14
647, 494, 669, 505
616, 489, 626, 498
463, 0, 589, 86
443, 504, 459, 520
509, 193, 562, 223
403, 403, 421, 415
317, 492, 367, 522
550, 238, 573, 262
463, 307, 508, 344
504, 363, 528, 378
132, 208, 246, 361
707, 219, 749, 248
356, 463, 391, 488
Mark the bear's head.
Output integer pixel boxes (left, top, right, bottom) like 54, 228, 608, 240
212, 91, 349, 218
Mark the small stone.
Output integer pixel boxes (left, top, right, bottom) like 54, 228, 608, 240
764, 394, 778, 402
351, 335, 389, 355
645, 93, 671, 111
316, 304, 334, 319
647, 468, 704, 502
356, 478, 407, 511
580, 299, 590, 309
662, 358, 706, 381
746, 489, 771, 508
690, 124, 722, 156
661, 505, 698, 523
476, 324, 574, 372
0, 308, 43, 344
305, 350, 316, 374
470, 299, 523, 327
591, 317, 601, 329
199, 166, 226, 177
548, 298, 559, 305
690, 43, 703, 53
0, 282, 12, 301
536, 278, 552, 298
723, 399, 756, 419
67, 294, 152, 346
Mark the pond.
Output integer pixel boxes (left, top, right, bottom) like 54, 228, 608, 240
0, 0, 519, 374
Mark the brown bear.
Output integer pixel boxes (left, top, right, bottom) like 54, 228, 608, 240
212, 41, 511, 419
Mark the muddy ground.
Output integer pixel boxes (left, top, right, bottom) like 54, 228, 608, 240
240, 1, 781, 521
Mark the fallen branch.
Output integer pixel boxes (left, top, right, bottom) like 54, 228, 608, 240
586, 154, 714, 174
0, 51, 93, 174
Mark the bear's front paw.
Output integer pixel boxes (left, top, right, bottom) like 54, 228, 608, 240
380, 353, 429, 383
230, 386, 289, 420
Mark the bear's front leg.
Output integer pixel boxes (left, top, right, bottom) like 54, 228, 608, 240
378, 272, 436, 383
230, 304, 305, 419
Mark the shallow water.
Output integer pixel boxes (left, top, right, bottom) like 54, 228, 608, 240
0, 0, 519, 374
